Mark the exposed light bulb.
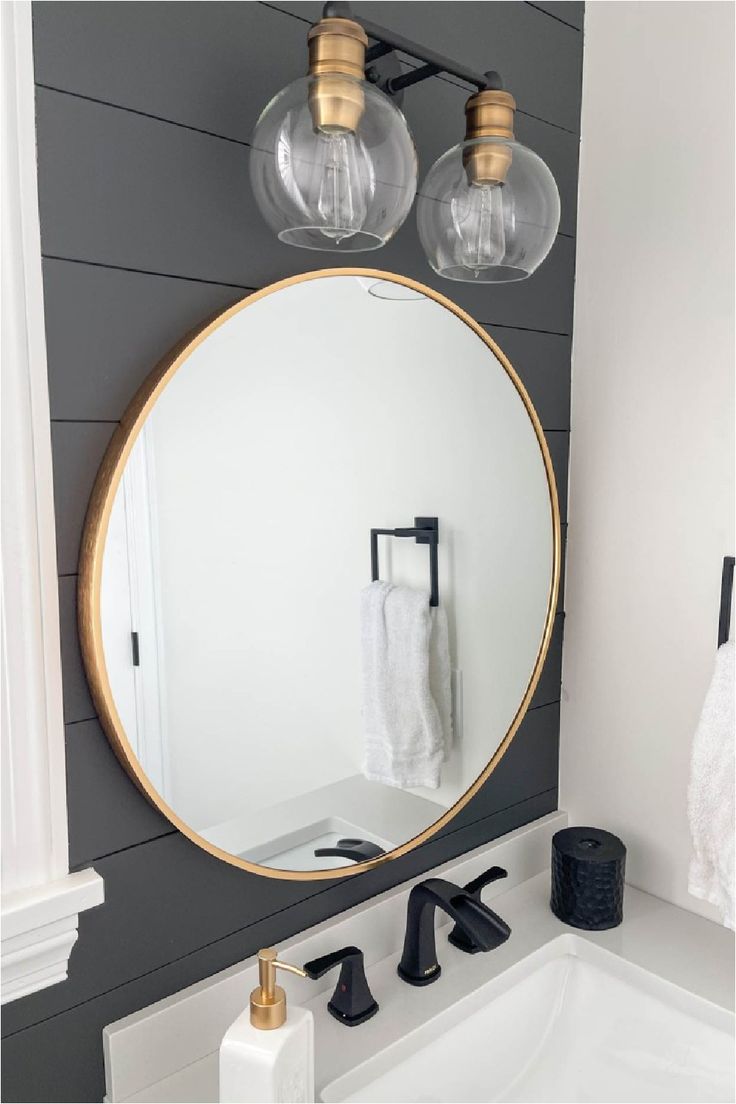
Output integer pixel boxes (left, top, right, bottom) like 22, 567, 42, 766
310, 129, 372, 243
250, 13, 417, 252
451, 182, 507, 276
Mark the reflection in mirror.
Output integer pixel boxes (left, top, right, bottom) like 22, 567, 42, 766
89, 273, 557, 876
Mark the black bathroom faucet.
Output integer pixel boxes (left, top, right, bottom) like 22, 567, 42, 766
303, 946, 379, 1026
397, 875, 511, 985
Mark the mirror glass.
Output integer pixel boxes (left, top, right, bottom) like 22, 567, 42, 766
92, 272, 557, 875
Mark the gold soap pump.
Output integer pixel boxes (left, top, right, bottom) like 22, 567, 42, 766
250, 948, 308, 1030
221, 947, 315, 1102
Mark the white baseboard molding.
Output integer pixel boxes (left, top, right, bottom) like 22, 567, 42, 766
2, 867, 104, 1003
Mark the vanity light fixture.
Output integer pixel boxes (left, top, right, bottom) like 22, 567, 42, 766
417, 79, 560, 282
249, 11, 417, 250
250, 3, 560, 282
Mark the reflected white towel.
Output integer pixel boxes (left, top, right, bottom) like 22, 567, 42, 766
687, 639, 735, 929
361, 581, 452, 789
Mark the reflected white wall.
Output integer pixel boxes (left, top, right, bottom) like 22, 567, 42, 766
131, 277, 552, 831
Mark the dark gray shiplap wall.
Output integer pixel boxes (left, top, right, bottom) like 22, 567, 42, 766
2, 3, 582, 1100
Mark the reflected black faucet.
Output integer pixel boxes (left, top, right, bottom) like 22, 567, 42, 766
397, 876, 511, 986
314, 838, 385, 863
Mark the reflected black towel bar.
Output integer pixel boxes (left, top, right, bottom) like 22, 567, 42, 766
370, 517, 439, 607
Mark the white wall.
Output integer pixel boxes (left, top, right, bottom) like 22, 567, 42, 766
561, 1, 735, 919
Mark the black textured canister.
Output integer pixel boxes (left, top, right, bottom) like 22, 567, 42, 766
550, 827, 626, 930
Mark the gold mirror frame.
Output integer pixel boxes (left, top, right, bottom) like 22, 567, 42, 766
78, 268, 561, 881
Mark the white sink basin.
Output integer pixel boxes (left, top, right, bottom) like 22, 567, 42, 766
238, 817, 393, 870
321, 934, 735, 1103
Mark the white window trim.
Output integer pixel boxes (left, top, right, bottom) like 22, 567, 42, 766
1, 0, 104, 1004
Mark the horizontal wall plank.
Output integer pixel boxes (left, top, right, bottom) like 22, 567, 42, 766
532, 612, 564, 708
1, 781, 557, 1050
66, 719, 175, 869
486, 325, 571, 430
32, 1, 320, 143
50, 421, 114, 576
36, 89, 576, 334
32, 1, 582, 137
43, 259, 243, 422
43, 260, 572, 427
529, 1, 584, 31
546, 430, 570, 520
268, 1, 584, 133
514, 113, 579, 239
57, 575, 94, 723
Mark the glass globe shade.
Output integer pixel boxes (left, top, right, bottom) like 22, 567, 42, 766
250, 75, 417, 251
417, 137, 560, 282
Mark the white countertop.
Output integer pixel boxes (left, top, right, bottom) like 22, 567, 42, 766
306, 871, 735, 1096
104, 814, 734, 1104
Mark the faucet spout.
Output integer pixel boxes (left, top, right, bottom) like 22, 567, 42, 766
397, 877, 510, 986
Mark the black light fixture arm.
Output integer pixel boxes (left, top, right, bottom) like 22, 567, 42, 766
321, 2, 502, 94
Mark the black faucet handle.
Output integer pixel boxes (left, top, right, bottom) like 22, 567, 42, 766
463, 865, 508, 898
448, 866, 510, 954
314, 839, 385, 863
303, 946, 379, 1027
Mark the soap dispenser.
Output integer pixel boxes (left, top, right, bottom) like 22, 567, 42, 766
219, 947, 314, 1104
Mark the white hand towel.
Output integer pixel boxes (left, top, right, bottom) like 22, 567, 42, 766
361, 580, 452, 789
687, 639, 735, 929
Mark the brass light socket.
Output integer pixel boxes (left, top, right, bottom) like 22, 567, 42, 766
250, 948, 307, 1030
463, 88, 516, 186
307, 17, 368, 133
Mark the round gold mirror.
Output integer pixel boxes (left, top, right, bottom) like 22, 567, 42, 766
79, 269, 559, 880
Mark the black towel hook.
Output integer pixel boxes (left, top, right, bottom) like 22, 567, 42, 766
718, 556, 734, 647
370, 517, 439, 606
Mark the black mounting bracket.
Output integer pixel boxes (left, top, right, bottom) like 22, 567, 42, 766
321, 2, 502, 97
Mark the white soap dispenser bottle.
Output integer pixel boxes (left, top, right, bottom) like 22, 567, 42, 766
219, 947, 314, 1104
